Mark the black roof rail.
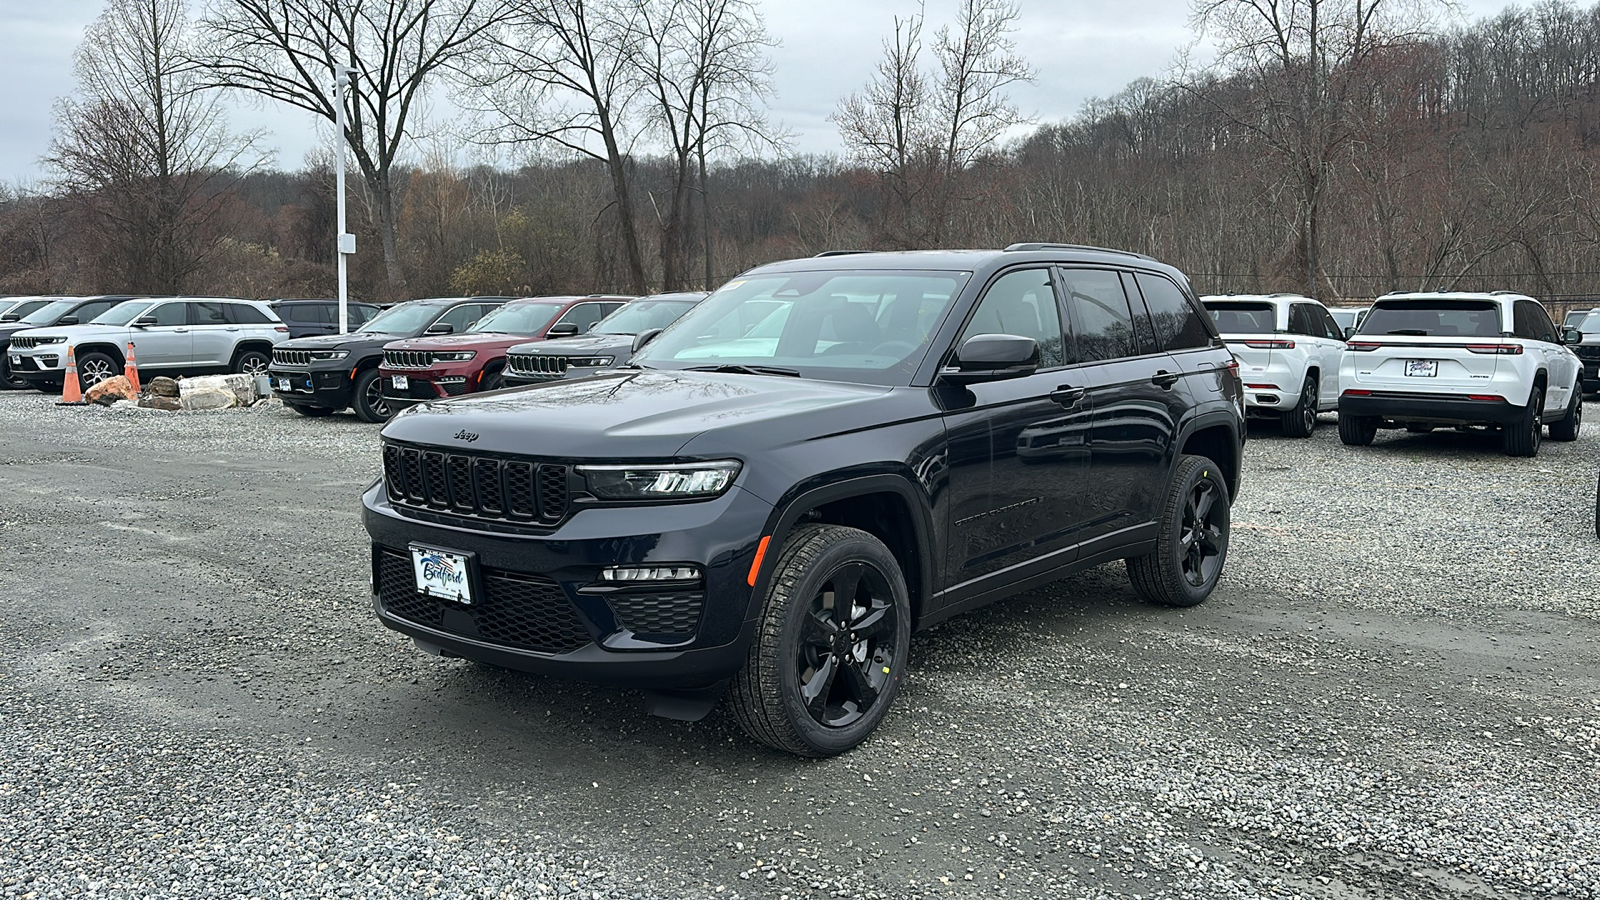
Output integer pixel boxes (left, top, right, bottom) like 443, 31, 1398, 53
813, 250, 873, 257
1002, 242, 1156, 261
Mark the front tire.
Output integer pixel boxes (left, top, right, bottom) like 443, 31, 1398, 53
75, 351, 120, 389
1339, 414, 1378, 446
1548, 384, 1582, 442
1127, 455, 1231, 607
287, 403, 334, 417
1280, 374, 1317, 437
0, 357, 27, 390
1503, 386, 1543, 457
351, 368, 393, 423
728, 524, 911, 757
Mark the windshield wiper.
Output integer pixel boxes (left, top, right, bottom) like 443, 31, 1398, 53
683, 364, 802, 377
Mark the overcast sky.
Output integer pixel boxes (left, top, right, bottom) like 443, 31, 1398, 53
0, 0, 1513, 183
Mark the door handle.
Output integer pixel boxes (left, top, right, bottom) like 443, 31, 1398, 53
1051, 385, 1085, 408
1152, 370, 1180, 389
225, 326, 240, 331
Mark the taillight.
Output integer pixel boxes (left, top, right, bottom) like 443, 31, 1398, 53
1245, 383, 1280, 390
275, 326, 290, 333
1467, 394, 1506, 402
1242, 339, 1295, 349
1465, 344, 1522, 355
1346, 341, 1382, 352
1342, 389, 1372, 396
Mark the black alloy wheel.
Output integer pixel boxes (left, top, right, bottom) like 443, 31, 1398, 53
76, 351, 119, 389
233, 349, 271, 377
729, 524, 911, 757
351, 368, 393, 423
1127, 454, 1231, 607
1281, 374, 1317, 437
1504, 386, 1543, 457
1549, 383, 1582, 442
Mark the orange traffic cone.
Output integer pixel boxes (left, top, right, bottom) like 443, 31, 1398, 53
124, 341, 141, 393
57, 345, 86, 405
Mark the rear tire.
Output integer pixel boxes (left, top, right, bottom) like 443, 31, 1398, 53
232, 348, 270, 377
1503, 386, 1543, 457
1549, 384, 1582, 442
728, 524, 911, 757
1127, 455, 1231, 607
1280, 374, 1317, 437
287, 403, 333, 417
1339, 414, 1378, 446
351, 368, 392, 423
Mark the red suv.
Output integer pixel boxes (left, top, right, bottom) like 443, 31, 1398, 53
379, 295, 631, 411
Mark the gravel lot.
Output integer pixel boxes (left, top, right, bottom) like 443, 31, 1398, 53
1, 392, 1597, 900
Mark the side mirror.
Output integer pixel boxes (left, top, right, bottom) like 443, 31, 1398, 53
133, 315, 157, 327
1561, 325, 1582, 344
57, 316, 79, 326
424, 322, 454, 335
0, 314, 18, 323
939, 334, 1039, 385
1343, 326, 1357, 340
631, 327, 664, 353
547, 322, 581, 337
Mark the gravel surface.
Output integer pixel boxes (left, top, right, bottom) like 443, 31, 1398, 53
0, 393, 1597, 899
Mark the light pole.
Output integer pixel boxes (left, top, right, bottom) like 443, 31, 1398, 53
334, 65, 358, 334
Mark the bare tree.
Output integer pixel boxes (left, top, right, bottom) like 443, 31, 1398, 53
48, 0, 258, 294
197, 0, 503, 295
633, 0, 782, 289
834, 0, 1030, 247
1185, 0, 1437, 297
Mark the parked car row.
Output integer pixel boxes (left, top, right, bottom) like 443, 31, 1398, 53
1200, 291, 1589, 456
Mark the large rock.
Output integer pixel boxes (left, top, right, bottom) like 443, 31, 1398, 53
148, 376, 180, 398
139, 395, 181, 411
178, 374, 254, 409
86, 375, 138, 406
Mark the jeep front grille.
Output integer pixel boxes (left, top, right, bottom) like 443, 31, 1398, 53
506, 353, 569, 379
273, 349, 311, 366
384, 349, 434, 368
374, 547, 592, 654
1576, 345, 1600, 361
9, 335, 40, 350
382, 441, 570, 527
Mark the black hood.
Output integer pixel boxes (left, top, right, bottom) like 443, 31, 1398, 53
278, 331, 404, 353
381, 369, 897, 461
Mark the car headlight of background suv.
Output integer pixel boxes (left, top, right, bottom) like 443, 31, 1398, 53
577, 460, 741, 501
432, 351, 477, 362
33, 336, 67, 345
568, 356, 615, 367
309, 349, 349, 360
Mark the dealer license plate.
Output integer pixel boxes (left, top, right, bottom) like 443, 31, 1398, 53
411, 545, 473, 604
392, 374, 409, 390
275, 376, 291, 391
1405, 359, 1438, 377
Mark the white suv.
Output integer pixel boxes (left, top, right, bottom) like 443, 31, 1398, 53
1339, 291, 1583, 456
8, 297, 290, 391
1200, 293, 1346, 436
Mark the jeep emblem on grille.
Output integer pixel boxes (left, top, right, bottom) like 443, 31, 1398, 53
453, 430, 480, 443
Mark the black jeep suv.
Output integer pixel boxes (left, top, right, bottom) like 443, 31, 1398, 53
363, 246, 1245, 756
268, 297, 510, 421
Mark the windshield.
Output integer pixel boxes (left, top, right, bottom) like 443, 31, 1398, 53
19, 299, 79, 325
635, 270, 969, 385
358, 302, 444, 335
593, 299, 699, 335
1329, 308, 1361, 328
1202, 301, 1275, 333
1578, 311, 1600, 335
1358, 300, 1501, 337
468, 302, 562, 335
90, 300, 160, 326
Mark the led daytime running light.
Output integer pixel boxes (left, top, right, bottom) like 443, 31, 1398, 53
600, 565, 702, 582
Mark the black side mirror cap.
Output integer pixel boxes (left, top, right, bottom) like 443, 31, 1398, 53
1344, 326, 1357, 340
57, 316, 79, 326
425, 322, 454, 335
631, 327, 664, 353
0, 314, 18, 323
1561, 325, 1582, 344
133, 315, 158, 327
939, 333, 1039, 385
547, 322, 581, 337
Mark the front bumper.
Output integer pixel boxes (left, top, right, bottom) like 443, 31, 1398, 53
1339, 390, 1525, 427
361, 481, 773, 690
1578, 353, 1599, 391
269, 365, 353, 409
8, 349, 64, 383
379, 365, 479, 410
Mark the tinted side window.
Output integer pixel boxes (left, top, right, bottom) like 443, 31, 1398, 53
435, 304, 480, 333
76, 301, 116, 321
1119, 272, 1159, 356
1317, 307, 1343, 340
351, 305, 377, 325
191, 302, 228, 325
959, 268, 1064, 368
1290, 304, 1320, 337
557, 302, 606, 333
151, 303, 188, 327
1136, 274, 1212, 351
1522, 300, 1558, 343
226, 303, 272, 324
1061, 268, 1136, 363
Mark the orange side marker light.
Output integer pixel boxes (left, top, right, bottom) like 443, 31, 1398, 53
747, 536, 771, 587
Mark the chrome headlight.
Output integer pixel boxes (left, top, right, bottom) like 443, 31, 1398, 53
578, 460, 742, 501
432, 351, 477, 362
309, 349, 349, 360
